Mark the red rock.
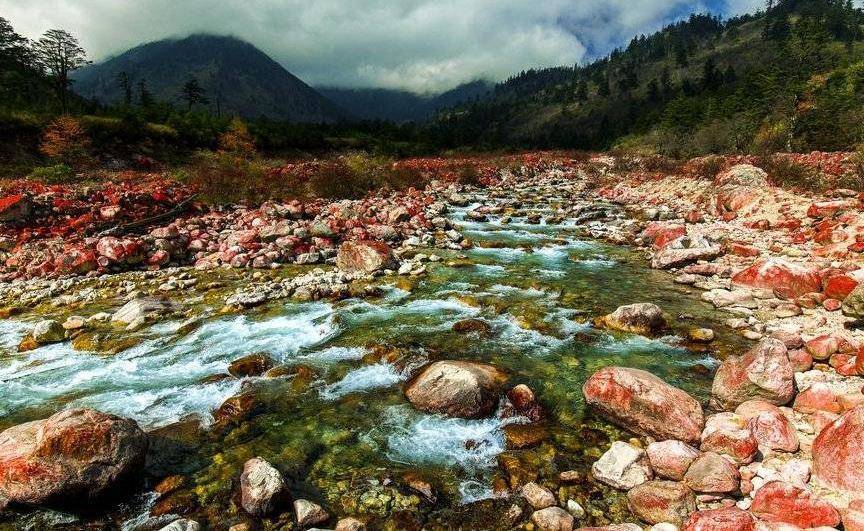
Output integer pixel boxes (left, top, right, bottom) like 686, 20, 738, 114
746, 409, 799, 453
787, 349, 813, 372
583, 367, 704, 444
54, 247, 97, 275
728, 243, 761, 257
96, 237, 145, 264
335, 241, 396, 274
807, 199, 857, 219
731, 258, 823, 298
710, 339, 794, 410
0, 194, 32, 223
812, 405, 864, 492
824, 274, 859, 300
805, 334, 857, 361
0, 409, 146, 506
682, 507, 755, 531
627, 480, 696, 525
824, 298, 842, 311
699, 413, 758, 464
831, 352, 860, 376
643, 222, 687, 250
843, 499, 864, 531
646, 440, 700, 481
794, 383, 843, 414
810, 410, 841, 434
750, 481, 841, 528
683, 452, 740, 494
147, 250, 170, 266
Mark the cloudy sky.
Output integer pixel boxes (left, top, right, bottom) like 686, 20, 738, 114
2, 0, 766, 93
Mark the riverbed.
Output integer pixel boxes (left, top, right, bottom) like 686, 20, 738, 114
0, 193, 745, 529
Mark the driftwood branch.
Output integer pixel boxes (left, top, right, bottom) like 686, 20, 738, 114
98, 193, 200, 237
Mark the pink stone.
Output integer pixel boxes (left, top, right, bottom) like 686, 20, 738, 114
812, 405, 864, 493
583, 367, 704, 444
750, 481, 841, 528
731, 258, 822, 299
646, 440, 701, 481
682, 507, 755, 531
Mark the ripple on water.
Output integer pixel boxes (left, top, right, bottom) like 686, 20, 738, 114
319, 362, 409, 400
0, 302, 339, 428
381, 406, 510, 471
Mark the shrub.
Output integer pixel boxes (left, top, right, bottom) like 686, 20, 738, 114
761, 155, 825, 192
39, 115, 92, 168
218, 118, 256, 157
454, 164, 482, 186
692, 155, 725, 180
180, 150, 280, 204
27, 164, 75, 183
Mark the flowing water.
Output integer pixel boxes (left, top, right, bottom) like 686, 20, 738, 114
0, 197, 744, 529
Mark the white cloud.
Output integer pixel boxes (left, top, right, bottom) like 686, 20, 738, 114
0, 0, 764, 93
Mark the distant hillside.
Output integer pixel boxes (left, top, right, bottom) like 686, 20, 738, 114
427, 0, 864, 155
73, 35, 346, 123
318, 80, 492, 122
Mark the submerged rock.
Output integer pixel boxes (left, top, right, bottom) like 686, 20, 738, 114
0, 408, 146, 506
583, 367, 704, 444
228, 353, 275, 378
240, 457, 286, 517
294, 499, 329, 527
710, 338, 794, 410
404, 360, 507, 418
595, 303, 668, 335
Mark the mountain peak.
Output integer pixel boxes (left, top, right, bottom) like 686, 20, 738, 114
73, 35, 346, 122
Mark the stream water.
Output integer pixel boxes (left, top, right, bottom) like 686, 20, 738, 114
0, 197, 744, 529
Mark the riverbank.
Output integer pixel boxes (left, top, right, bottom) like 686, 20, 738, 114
0, 152, 863, 530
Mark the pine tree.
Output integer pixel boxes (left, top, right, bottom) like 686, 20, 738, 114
116, 71, 132, 106
31, 29, 89, 111
180, 77, 208, 110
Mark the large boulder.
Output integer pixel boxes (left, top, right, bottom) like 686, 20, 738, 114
404, 361, 507, 418
0, 409, 146, 506
716, 164, 768, 188
750, 480, 841, 528
594, 303, 668, 335
731, 258, 822, 299
583, 367, 704, 444
240, 457, 286, 516
335, 241, 396, 274
812, 405, 864, 493
627, 480, 696, 526
710, 339, 794, 410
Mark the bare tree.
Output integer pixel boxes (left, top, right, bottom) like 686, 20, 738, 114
32, 29, 89, 111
